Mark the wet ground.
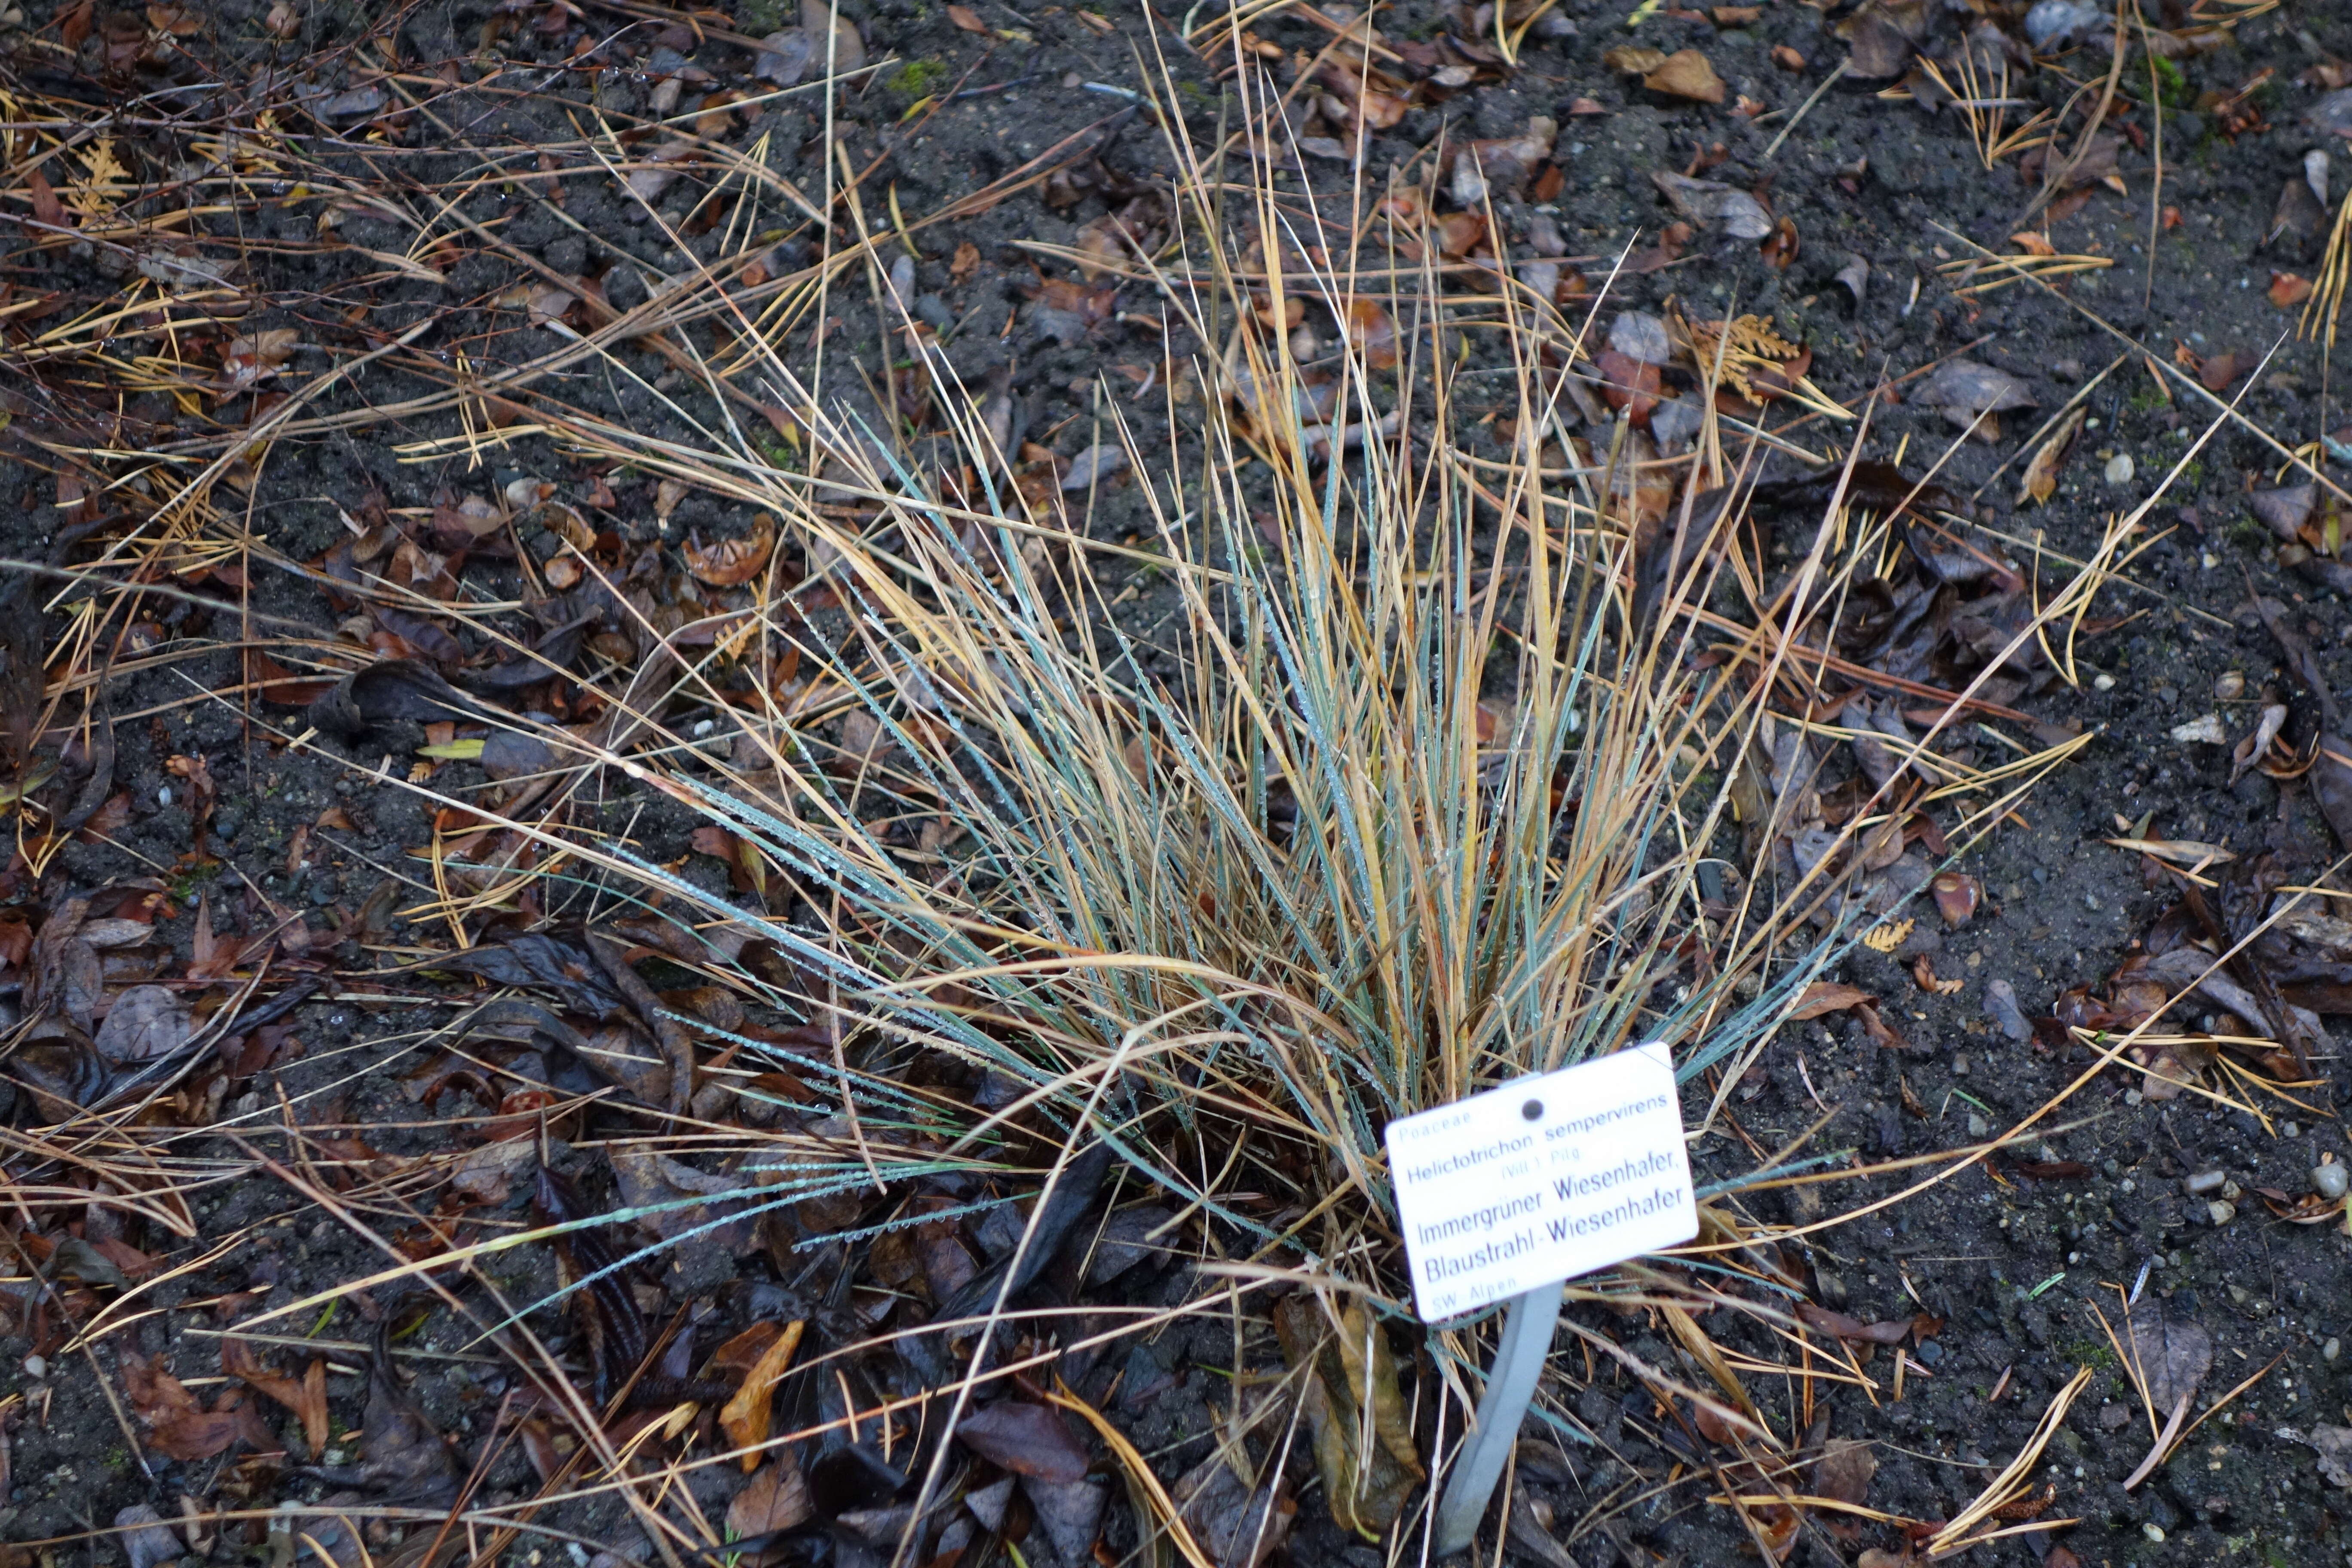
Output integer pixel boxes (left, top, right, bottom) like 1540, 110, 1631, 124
9, 1, 2352, 1566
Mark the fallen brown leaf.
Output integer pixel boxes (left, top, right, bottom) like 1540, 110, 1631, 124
221, 1339, 329, 1453
1029, 1476, 1108, 1562
2125, 1307, 2211, 1421
719, 1320, 805, 1469
685, 515, 775, 587
1276, 1295, 1423, 1537
122, 1350, 275, 1461
1629, 220, 1692, 271
1797, 1302, 1920, 1345
1816, 1438, 1875, 1506
1911, 953, 1963, 996
956, 1401, 1091, 1482
1594, 348, 1661, 423
706, 1322, 784, 1379
728, 1454, 813, 1536
1175, 1446, 1295, 1568
95, 985, 191, 1063
1813, 1439, 1877, 1541
2198, 349, 2250, 392
2006, 1158, 2092, 1179
1433, 209, 1487, 258
1855, 1001, 1914, 1052
328, 1330, 462, 1504
1789, 981, 1873, 1019
1603, 46, 1669, 74
1344, 297, 1398, 371
1645, 49, 1727, 104
1931, 871, 1981, 927
27, 168, 64, 230
2019, 405, 2085, 506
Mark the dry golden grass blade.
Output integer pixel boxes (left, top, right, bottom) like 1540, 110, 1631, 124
1660, 1302, 1773, 1439
2304, 187, 2352, 350
1937, 248, 2115, 297
1923, 1366, 2091, 1555
1045, 1381, 1222, 1568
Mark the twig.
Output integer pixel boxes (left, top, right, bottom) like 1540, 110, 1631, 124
1764, 60, 1850, 160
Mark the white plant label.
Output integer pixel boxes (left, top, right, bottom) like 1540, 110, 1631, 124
1385, 1042, 1697, 1322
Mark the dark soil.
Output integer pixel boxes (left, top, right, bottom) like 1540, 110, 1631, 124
6, 3, 2352, 1568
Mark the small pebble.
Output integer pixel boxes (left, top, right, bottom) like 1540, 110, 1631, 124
2215, 671, 2245, 699
2314, 1163, 2349, 1201
2283, 1121, 2300, 1138
2327, 1338, 2343, 1362
2092, 672, 2116, 691
158, 784, 172, 806
2184, 1170, 2227, 1195
2207, 1199, 2236, 1226
1917, 1340, 1943, 1365
22, 1354, 44, 1378
2105, 453, 2136, 485
2142, 1523, 2165, 1544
